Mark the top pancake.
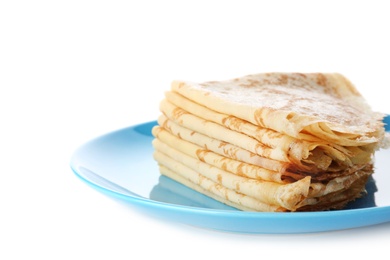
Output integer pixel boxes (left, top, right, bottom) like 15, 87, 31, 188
171, 73, 385, 146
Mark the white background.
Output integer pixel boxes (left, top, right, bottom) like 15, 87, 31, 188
1, 0, 390, 259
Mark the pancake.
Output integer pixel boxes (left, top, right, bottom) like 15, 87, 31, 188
151, 72, 387, 211
156, 115, 288, 173
153, 129, 373, 210
171, 73, 385, 146
152, 125, 287, 183
153, 147, 311, 211
157, 165, 283, 212
163, 95, 375, 170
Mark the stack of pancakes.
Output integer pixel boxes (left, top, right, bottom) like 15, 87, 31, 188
152, 73, 386, 212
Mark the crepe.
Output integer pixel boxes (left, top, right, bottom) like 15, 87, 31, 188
151, 72, 386, 212
171, 73, 385, 145
153, 139, 372, 211
158, 165, 281, 212
152, 126, 373, 210
160, 96, 374, 175
156, 115, 289, 174
152, 125, 287, 183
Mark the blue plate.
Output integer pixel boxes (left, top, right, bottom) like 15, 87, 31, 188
70, 116, 390, 234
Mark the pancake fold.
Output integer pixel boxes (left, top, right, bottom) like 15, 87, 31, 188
152, 72, 387, 212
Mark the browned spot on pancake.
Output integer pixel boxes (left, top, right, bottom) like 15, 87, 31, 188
255, 143, 271, 158
254, 110, 265, 126
224, 189, 229, 200
221, 161, 228, 171
261, 128, 284, 140
278, 74, 288, 85
295, 73, 307, 78
236, 163, 245, 176
172, 107, 188, 120
218, 141, 228, 148
221, 117, 228, 125
316, 73, 327, 86
286, 113, 294, 120
161, 118, 169, 129
199, 82, 215, 88
198, 175, 205, 185
263, 87, 288, 95
239, 79, 261, 88
262, 78, 272, 85
195, 149, 208, 162
222, 116, 245, 130
221, 146, 240, 159
235, 182, 241, 191
217, 174, 223, 183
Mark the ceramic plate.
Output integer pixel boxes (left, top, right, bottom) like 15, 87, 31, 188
70, 116, 390, 234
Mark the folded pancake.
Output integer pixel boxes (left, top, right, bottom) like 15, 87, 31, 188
165, 91, 375, 163
160, 99, 291, 163
151, 72, 386, 212
153, 136, 373, 211
159, 98, 373, 178
156, 114, 289, 174
158, 164, 369, 212
152, 125, 287, 183
158, 165, 281, 212
153, 145, 311, 211
153, 128, 373, 200
171, 73, 385, 146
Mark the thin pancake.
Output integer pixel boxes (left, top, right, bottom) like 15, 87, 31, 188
157, 165, 256, 211
151, 72, 385, 212
157, 114, 289, 173
153, 133, 372, 202
171, 73, 385, 146
152, 125, 287, 183
155, 160, 286, 212
160, 98, 373, 173
154, 148, 372, 211
153, 145, 311, 211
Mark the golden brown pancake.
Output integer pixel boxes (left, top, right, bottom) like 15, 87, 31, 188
152, 72, 387, 211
